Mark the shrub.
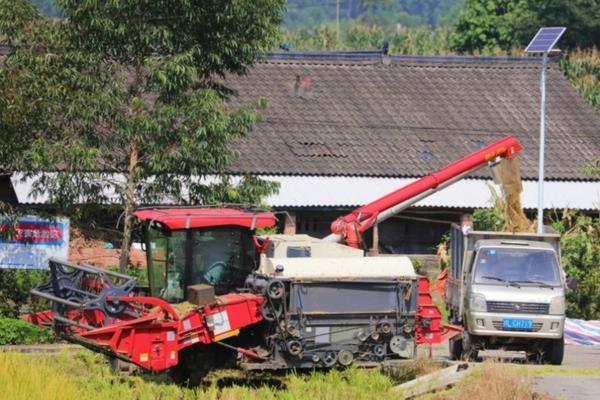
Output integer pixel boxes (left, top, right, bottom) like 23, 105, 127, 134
0, 316, 55, 345
108, 265, 148, 286
471, 184, 506, 231
472, 207, 504, 232
411, 257, 423, 274
0, 269, 50, 318
551, 210, 600, 319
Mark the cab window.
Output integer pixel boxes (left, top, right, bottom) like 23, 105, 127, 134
147, 225, 257, 301
190, 227, 256, 294
147, 227, 186, 302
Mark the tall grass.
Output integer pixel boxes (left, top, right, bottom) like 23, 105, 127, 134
279, 24, 451, 54
0, 350, 402, 400
560, 48, 600, 114
0, 351, 80, 400
424, 362, 554, 400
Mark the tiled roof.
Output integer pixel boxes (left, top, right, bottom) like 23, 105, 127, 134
225, 52, 600, 180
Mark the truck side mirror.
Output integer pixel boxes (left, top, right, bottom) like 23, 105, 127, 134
566, 276, 578, 290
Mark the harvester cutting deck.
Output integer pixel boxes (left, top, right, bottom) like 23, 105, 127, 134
26, 135, 522, 380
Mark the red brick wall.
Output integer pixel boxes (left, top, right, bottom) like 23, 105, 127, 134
69, 248, 146, 269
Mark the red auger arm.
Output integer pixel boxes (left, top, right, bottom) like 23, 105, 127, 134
325, 135, 523, 248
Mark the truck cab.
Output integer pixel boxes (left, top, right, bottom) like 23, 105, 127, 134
446, 225, 566, 364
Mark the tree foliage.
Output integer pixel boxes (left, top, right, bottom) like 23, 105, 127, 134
551, 210, 600, 319
0, 269, 49, 318
514, 0, 600, 50
450, 0, 600, 54
449, 0, 522, 54
0, 0, 284, 271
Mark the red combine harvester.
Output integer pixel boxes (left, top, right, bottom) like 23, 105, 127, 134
26, 135, 522, 381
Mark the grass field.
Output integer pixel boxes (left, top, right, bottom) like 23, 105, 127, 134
0, 350, 410, 400
2, 349, 581, 400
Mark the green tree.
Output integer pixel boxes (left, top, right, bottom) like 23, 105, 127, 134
449, 0, 522, 54
450, 0, 600, 54
512, 0, 600, 50
0, 0, 283, 272
358, 0, 394, 16
552, 211, 600, 319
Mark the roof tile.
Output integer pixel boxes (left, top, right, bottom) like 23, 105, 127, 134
225, 53, 600, 180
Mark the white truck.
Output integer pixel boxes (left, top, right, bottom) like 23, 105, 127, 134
446, 224, 568, 364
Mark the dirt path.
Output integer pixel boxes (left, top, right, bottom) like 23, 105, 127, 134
561, 344, 600, 369
425, 342, 600, 400
426, 341, 599, 367
535, 376, 600, 400
534, 345, 600, 400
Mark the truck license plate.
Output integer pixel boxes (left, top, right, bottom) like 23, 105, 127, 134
503, 318, 533, 330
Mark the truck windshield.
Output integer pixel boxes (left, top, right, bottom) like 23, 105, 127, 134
473, 247, 561, 287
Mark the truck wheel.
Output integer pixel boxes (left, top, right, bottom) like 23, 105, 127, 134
460, 331, 479, 361
449, 338, 462, 361
543, 338, 564, 365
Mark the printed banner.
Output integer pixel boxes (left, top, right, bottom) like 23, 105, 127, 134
565, 318, 600, 346
0, 216, 69, 269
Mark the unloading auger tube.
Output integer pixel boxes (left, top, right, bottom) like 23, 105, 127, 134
325, 135, 523, 248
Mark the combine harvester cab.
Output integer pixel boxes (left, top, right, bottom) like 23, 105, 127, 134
25, 135, 522, 379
